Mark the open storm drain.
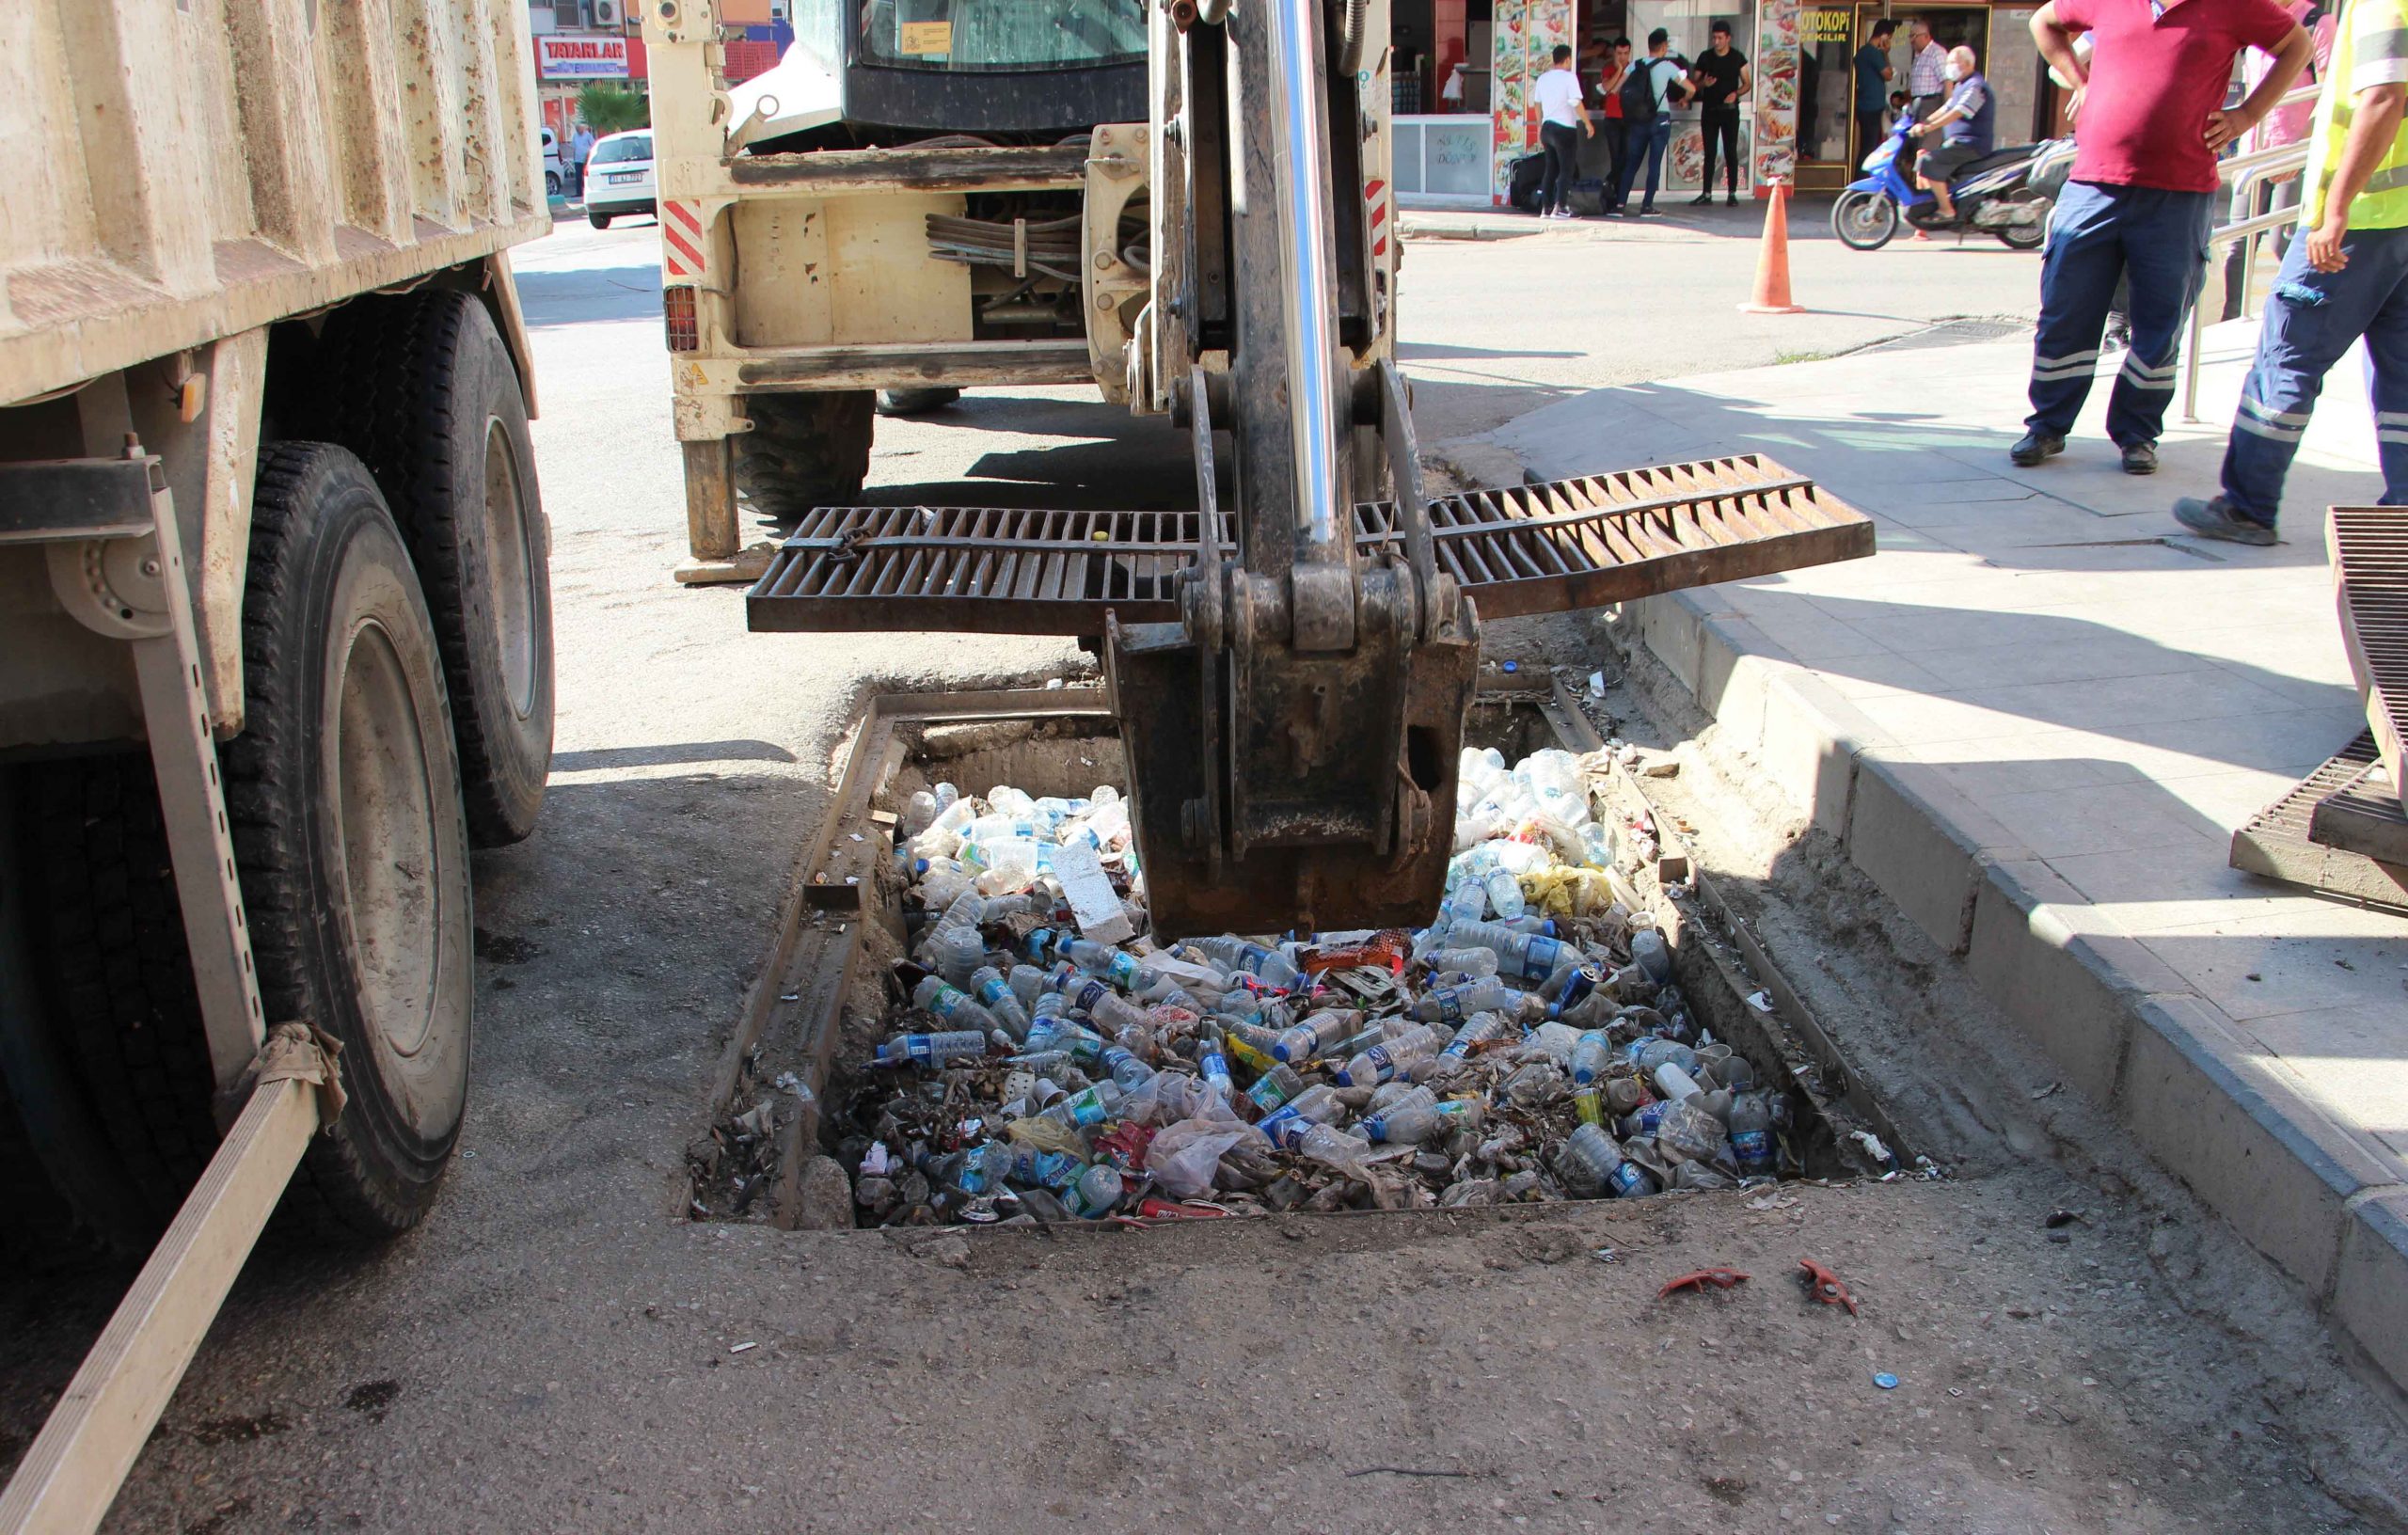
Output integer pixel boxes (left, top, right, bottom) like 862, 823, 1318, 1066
685, 679, 1907, 1230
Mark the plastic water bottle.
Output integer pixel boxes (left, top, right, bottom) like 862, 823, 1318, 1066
1274, 1121, 1371, 1173
1254, 1084, 1340, 1144
911, 975, 1001, 1037
1246, 1063, 1307, 1115
1442, 880, 1488, 926
1407, 975, 1527, 1025
1065, 976, 1150, 1035
1421, 945, 1501, 978
1038, 1079, 1125, 1129
1099, 1045, 1156, 1092
1559, 1122, 1659, 1199
1362, 1087, 1484, 1145
1196, 1030, 1235, 1100
1627, 1037, 1699, 1077
1434, 1010, 1513, 1064
874, 1030, 988, 1068
1068, 1163, 1124, 1217
1629, 928, 1674, 987
970, 966, 1031, 1041
1569, 1030, 1613, 1085
911, 797, 978, 861
1272, 1008, 1360, 1064
1003, 1143, 1085, 1190
1195, 936, 1300, 989
1335, 1024, 1442, 1086
1068, 939, 1140, 990
1482, 865, 1526, 921
901, 789, 940, 839
1024, 1012, 1107, 1063
1728, 1091, 1776, 1178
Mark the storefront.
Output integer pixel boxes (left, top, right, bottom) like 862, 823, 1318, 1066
535, 33, 639, 139
1787, 2, 2044, 192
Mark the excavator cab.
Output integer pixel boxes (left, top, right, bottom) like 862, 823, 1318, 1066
746, 0, 1874, 934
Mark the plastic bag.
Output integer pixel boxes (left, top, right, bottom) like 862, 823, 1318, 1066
1006, 1116, 1087, 1157
1145, 1117, 1259, 1199
1524, 865, 1618, 921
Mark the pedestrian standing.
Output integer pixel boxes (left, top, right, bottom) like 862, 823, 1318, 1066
1906, 18, 1950, 124
1610, 28, 1690, 216
1597, 38, 1635, 195
2241, 0, 2337, 256
1690, 22, 1751, 205
1534, 45, 1593, 219
571, 122, 595, 199
1855, 20, 1897, 166
2014, 0, 2310, 473
2177, 0, 2408, 543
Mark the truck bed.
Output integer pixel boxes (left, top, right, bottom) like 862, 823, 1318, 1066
0, 0, 548, 404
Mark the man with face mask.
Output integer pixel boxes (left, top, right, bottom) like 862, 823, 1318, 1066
1908, 45, 1992, 223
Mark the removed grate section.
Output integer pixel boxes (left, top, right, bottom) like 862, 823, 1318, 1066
2231, 732, 2408, 911
2330, 505, 2408, 813
746, 453, 1874, 636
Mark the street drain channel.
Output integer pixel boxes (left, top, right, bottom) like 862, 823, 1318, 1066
686, 677, 1902, 1229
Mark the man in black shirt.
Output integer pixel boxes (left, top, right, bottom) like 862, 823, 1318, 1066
1689, 20, 1750, 204
1854, 19, 1896, 168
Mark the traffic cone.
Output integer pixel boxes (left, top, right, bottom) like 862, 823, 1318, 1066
1740, 178, 1805, 314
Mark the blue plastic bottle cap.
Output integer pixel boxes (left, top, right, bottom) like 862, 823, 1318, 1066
1501, 660, 1519, 673
1872, 1372, 1899, 1390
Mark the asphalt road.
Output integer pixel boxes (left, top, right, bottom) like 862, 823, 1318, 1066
4, 213, 2401, 1535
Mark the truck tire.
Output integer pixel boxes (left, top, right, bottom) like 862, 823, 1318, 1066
878, 387, 962, 416
734, 390, 875, 523
1, 755, 212, 1253
306, 288, 554, 847
227, 443, 476, 1238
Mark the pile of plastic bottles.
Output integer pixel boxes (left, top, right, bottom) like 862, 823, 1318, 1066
837, 747, 1794, 1226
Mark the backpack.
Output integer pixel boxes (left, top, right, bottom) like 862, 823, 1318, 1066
1620, 60, 1658, 123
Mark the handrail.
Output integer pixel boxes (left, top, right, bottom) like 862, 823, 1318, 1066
2178, 101, 2321, 419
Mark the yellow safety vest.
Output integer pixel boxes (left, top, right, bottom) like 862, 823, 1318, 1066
2305, 0, 2408, 229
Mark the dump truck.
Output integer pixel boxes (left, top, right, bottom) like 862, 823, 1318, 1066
0, 3, 554, 1527
656, 0, 1876, 932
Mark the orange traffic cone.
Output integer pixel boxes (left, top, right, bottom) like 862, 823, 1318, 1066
1740, 178, 1805, 314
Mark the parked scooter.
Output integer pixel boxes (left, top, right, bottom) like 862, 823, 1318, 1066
1832, 116, 2055, 252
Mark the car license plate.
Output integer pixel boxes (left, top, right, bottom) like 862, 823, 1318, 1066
609, 171, 642, 184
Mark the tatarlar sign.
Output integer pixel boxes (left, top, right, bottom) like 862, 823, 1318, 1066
538, 35, 629, 79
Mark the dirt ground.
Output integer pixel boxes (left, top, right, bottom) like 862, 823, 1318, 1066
2, 223, 2402, 1533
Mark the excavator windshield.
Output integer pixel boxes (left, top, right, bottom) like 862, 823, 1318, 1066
852, 0, 1147, 71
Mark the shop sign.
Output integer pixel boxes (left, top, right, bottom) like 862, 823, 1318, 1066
538, 35, 630, 78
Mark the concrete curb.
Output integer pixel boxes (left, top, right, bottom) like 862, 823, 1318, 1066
1617, 582, 2408, 1402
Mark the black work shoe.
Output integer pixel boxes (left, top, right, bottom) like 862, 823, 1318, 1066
1690, 194, 1713, 205
2119, 440, 2159, 475
1726, 193, 1739, 205
2009, 430, 2065, 467
2174, 495, 2278, 546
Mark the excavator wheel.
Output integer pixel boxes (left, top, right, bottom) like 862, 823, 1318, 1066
734, 390, 875, 525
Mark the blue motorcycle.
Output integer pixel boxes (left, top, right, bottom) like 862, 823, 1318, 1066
1832, 115, 2053, 252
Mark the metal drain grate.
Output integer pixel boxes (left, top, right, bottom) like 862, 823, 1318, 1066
747, 453, 1874, 636
2231, 731, 2408, 910
2330, 505, 2408, 813
1859, 318, 2029, 354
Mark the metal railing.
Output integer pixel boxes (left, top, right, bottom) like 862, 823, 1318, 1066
2180, 84, 2320, 419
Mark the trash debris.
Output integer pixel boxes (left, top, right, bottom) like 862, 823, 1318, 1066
833, 745, 1811, 1227
2044, 1208, 2087, 1228
1658, 1268, 1751, 1299
1872, 1371, 1900, 1390
729, 1341, 758, 1354
1798, 1257, 1859, 1316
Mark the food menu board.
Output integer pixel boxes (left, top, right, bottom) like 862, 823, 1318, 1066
1753, 0, 1801, 187
1490, 0, 1577, 202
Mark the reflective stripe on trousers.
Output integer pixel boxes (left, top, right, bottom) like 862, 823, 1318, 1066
2024, 181, 2215, 446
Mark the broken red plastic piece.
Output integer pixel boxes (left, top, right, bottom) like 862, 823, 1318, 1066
1657, 1267, 1751, 1299
1798, 1257, 1858, 1316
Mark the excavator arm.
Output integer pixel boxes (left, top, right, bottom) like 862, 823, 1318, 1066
748, 0, 1875, 934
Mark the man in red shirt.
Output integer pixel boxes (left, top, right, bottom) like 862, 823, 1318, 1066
2013, 0, 2311, 473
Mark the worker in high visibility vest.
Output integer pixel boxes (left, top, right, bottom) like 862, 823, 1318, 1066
2178, 0, 2408, 543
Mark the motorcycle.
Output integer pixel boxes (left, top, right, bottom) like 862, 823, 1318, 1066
1831, 116, 2057, 252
